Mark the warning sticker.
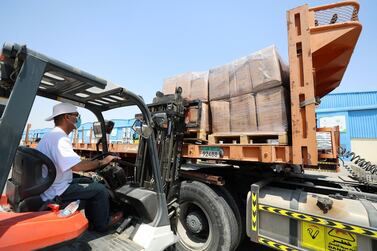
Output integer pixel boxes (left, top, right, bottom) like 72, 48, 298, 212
302, 221, 326, 251
301, 222, 357, 251
326, 228, 357, 251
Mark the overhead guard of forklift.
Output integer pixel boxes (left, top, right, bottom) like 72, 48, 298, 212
1, 43, 141, 111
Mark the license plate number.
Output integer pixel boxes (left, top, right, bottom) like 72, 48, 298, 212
200, 147, 221, 158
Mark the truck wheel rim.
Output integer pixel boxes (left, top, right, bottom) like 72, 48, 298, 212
177, 201, 212, 250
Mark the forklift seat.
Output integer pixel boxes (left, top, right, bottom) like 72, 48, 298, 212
6, 146, 56, 212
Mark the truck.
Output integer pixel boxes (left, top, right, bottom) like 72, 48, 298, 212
1, 1, 375, 251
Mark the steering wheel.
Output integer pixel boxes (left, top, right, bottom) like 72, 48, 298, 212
92, 152, 134, 170
91, 152, 122, 171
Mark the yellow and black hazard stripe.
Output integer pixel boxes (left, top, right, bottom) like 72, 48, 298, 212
258, 236, 301, 251
259, 204, 377, 240
251, 192, 257, 231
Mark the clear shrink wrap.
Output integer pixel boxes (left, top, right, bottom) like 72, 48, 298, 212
209, 45, 288, 100
200, 102, 210, 132
210, 100, 230, 133
209, 64, 230, 101
191, 72, 209, 101
229, 57, 253, 98
249, 45, 289, 92
162, 76, 178, 95
163, 72, 209, 101
230, 94, 257, 132
256, 86, 289, 132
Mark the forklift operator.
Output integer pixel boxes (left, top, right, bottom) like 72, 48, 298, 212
37, 102, 120, 232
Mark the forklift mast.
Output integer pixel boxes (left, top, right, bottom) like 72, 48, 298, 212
146, 89, 187, 196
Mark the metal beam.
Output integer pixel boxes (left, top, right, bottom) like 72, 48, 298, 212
0, 55, 46, 192
287, 5, 318, 166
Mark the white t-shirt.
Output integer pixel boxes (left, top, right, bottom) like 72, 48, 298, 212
37, 126, 81, 201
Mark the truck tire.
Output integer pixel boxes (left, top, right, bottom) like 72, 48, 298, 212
211, 185, 244, 250
175, 181, 232, 251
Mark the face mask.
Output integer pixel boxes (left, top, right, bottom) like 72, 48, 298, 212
68, 114, 81, 129
75, 115, 82, 129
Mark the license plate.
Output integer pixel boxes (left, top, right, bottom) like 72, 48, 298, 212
200, 146, 221, 158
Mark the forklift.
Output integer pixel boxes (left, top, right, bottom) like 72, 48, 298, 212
1, 2, 374, 250
0, 43, 177, 250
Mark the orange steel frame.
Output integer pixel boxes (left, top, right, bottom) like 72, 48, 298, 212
288, 1, 361, 166
288, 3, 318, 166
182, 1, 361, 167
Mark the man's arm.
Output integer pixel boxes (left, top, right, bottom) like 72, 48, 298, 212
71, 155, 120, 172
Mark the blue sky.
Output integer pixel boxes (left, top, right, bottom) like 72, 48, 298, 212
1, 0, 376, 129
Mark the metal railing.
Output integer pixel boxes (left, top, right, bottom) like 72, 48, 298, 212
310, 1, 359, 27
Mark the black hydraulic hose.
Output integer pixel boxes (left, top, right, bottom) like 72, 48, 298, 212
338, 146, 377, 174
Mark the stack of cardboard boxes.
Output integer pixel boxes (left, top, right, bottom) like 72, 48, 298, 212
163, 72, 209, 101
162, 71, 210, 133
162, 45, 289, 137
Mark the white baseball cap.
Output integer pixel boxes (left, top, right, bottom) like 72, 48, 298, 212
45, 102, 78, 121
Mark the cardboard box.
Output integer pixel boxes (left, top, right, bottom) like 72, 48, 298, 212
201, 102, 210, 132
230, 57, 253, 98
162, 72, 192, 99
230, 94, 257, 132
191, 72, 209, 101
249, 45, 288, 92
163, 72, 209, 101
209, 65, 230, 101
162, 76, 178, 95
256, 86, 288, 132
208, 45, 288, 101
210, 100, 230, 133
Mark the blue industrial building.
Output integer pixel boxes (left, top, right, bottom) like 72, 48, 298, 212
23, 118, 136, 144
316, 91, 377, 163
74, 119, 136, 143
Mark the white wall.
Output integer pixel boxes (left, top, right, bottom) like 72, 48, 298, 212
351, 139, 377, 164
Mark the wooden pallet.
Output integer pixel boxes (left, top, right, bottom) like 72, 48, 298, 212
184, 129, 208, 142
208, 132, 288, 145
